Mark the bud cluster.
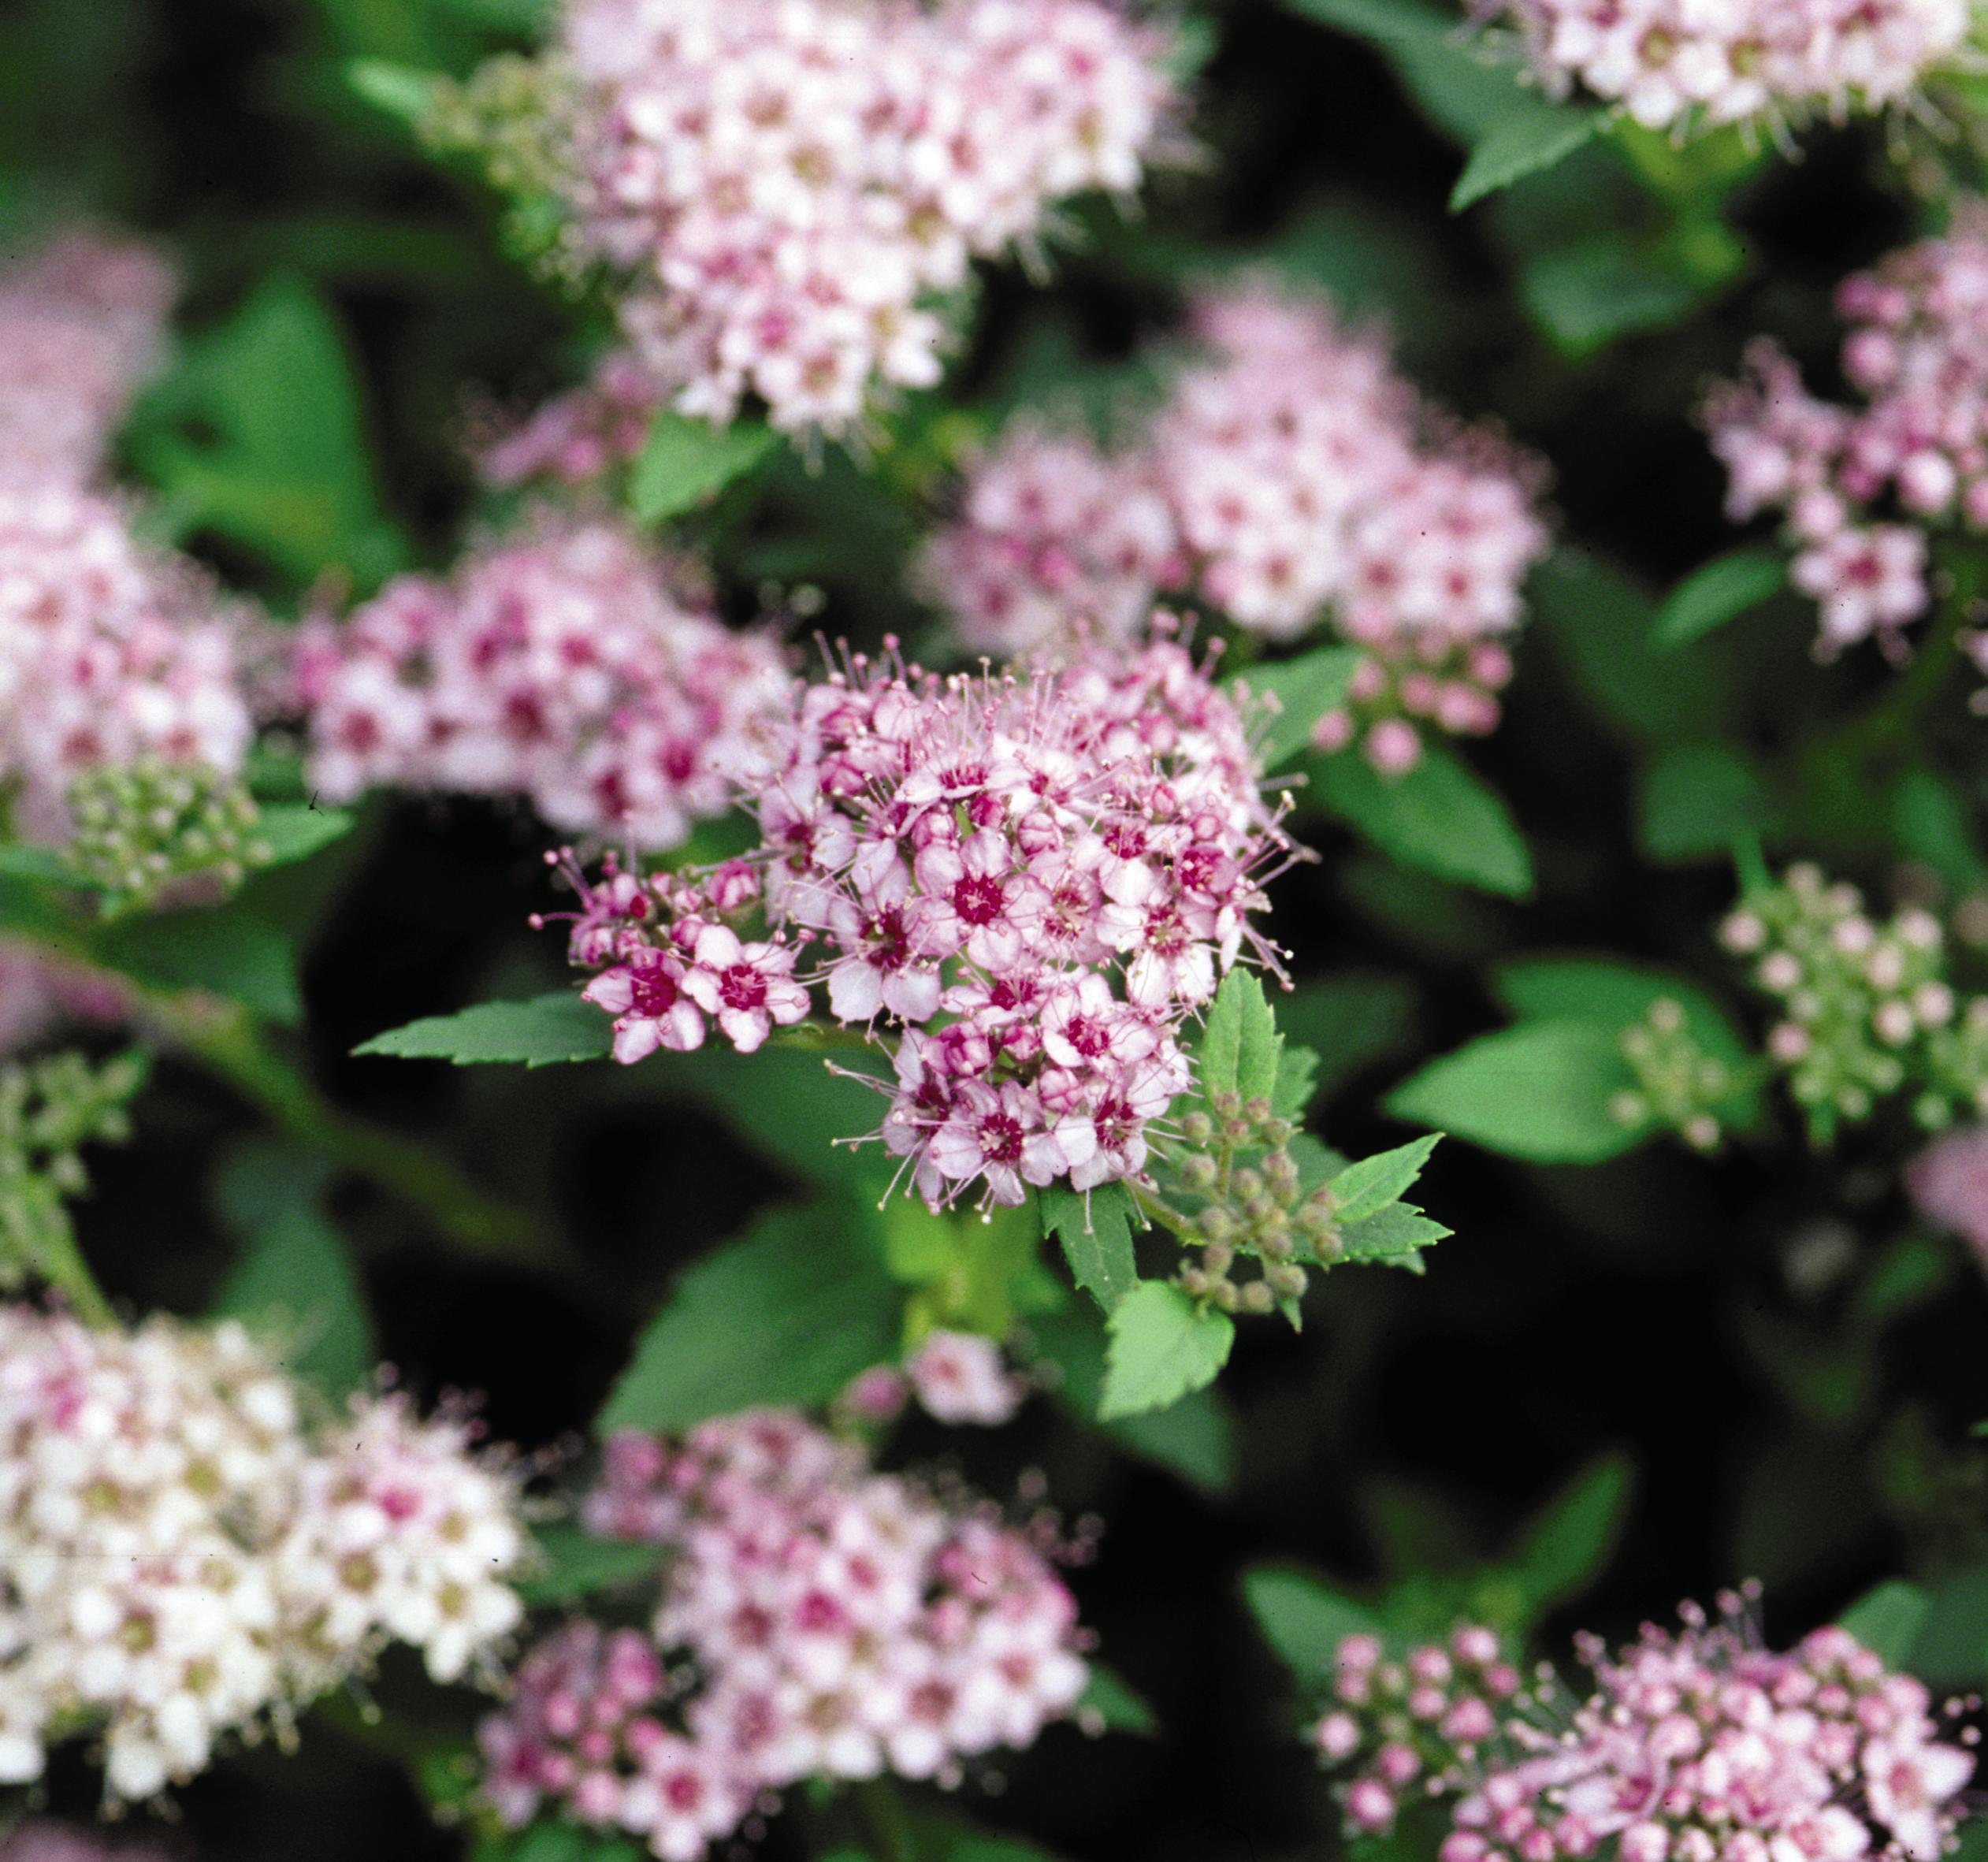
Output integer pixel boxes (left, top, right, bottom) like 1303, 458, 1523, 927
1161, 1091, 1339, 1316
1310, 1624, 1520, 1834
62, 756, 272, 909
1720, 865, 1985, 1138
0, 1048, 143, 1288
1607, 998, 1740, 1154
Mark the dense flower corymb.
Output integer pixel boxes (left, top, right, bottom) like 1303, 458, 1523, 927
0, 485, 254, 844
0, 1306, 527, 1801
918, 284, 1548, 773
1314, 1592, 1978, 1862
548, 630, 1295, 1206
295, 515, 792, 849
1705, 217, 1988, 659
1484, 0, 1972, 135
480, 1410, 1090, 1860
469, 0, 1181, 440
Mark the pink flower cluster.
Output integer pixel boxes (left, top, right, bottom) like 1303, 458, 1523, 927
536, 0, 1182, 437
1314, 1593, 1979, 1862
840, 1329, 1027, 1428
0, 229, 174, 491
0, 486, 254, 842
479, 350, 671, 489
1484, 0, 1971, 134
0, 1827, 173, 1862
0, 1306, 527, 1801
479, 1410, 1090, 1860
1705, 219, 1988, 658
0, 940, 129, 1058
295, 515, 791, 849
550, 630, 1293, 1206
1905, 1122, 1988, 1270
919, 285, 1548, 774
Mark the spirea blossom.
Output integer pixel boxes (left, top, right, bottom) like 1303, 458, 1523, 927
493, 0, 1181, 438
1484, 0, 1973, 136
1905, 1122, 1988, 1268
0, 229, 174, 491
547, 630, 1295, 1206
905, 1329, 1026, 1425
479, 1410, 1090, 1858
295, 515, 791, 849
0, 1826, 173, 1862
1314, 1593, 1979, 1862
918, 284, 1548, 773
0, 1306, 527, 1801
478, 349, 671, 489
0, 485, 254, 842
1705, 218, 1988, 657
0, 941, 129, 1058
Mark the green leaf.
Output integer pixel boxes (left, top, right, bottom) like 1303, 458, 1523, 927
516, 1526, 660, 1607
1338, 1202, 1451, 1272
346, 58, 442, 127
1387, 1020, 1644, 1163
1309, 745, 1533, 898
630, 412, 778, 524
1903, 1565, 1988, 1688
210, 1140, 375, 1397
1892, 768, 1988, 890
1031, 1308, 1236, 1495
1531, 547, 1741, 748
1078, 1663, 1160, 1736
1652, 549, 1786, 651
1638, 744, 1772, 863
128, 274, 404, 589
1196, 968, 1284, 1106
1838, 1580, 1932, 1666
98, 904, 300, 1024
1098, 1281, 1235, 1421
1242, 1564, 1380, 1678
1492, 955, 1762, 1131
1039, 1180, 1139, 1311
0, 844, 100, 890
1327, 1133, 1441, 1226
354, 993, 613, 1066
253, 802, 355, 867
1236, 647, 1363, 771
1519, 240, 1701, 356
1276, 973, 1420, 1101
596, 1203, 903, 1434
1510, 1454, 1633, 1614
1451, 104, 1604, 212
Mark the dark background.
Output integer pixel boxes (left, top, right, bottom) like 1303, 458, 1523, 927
9, 1, 1985, 1857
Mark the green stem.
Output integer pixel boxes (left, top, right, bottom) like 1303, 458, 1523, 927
1813, 567, 1973, 773
149, 994, 544, 1265
854, 1778, 919, 1862
35, 1217, 116, 1327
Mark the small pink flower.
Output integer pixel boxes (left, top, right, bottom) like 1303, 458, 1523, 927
583, 950, 707, 1062
681, 925, 809, 1054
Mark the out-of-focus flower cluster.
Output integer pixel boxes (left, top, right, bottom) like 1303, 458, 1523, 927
1485, 0, 1972, 136
1906, 1120, 1988, 1271
0, 234, 258, 862
1706, 217, 1988, 661
1313, 1591, 1979, 1862
919, 284, 1549, 775
451, 0, 1183, 440
0, 229, 174, 491
0, 942, 129, 1061
1721, 864, 1988, 1138
478, 1409, 1090, 1860
549, 629, 1295, 1207
294, 515, 791, 850
0, 485, 255, 848
0, 1306, 528, 1802
1607, 997, 1743, 1154
0, 1824, 174, 1862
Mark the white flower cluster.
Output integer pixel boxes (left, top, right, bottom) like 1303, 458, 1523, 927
0, 1306, 527, 1801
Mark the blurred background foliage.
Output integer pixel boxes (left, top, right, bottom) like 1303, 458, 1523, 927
9, 0, 1987, 1859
